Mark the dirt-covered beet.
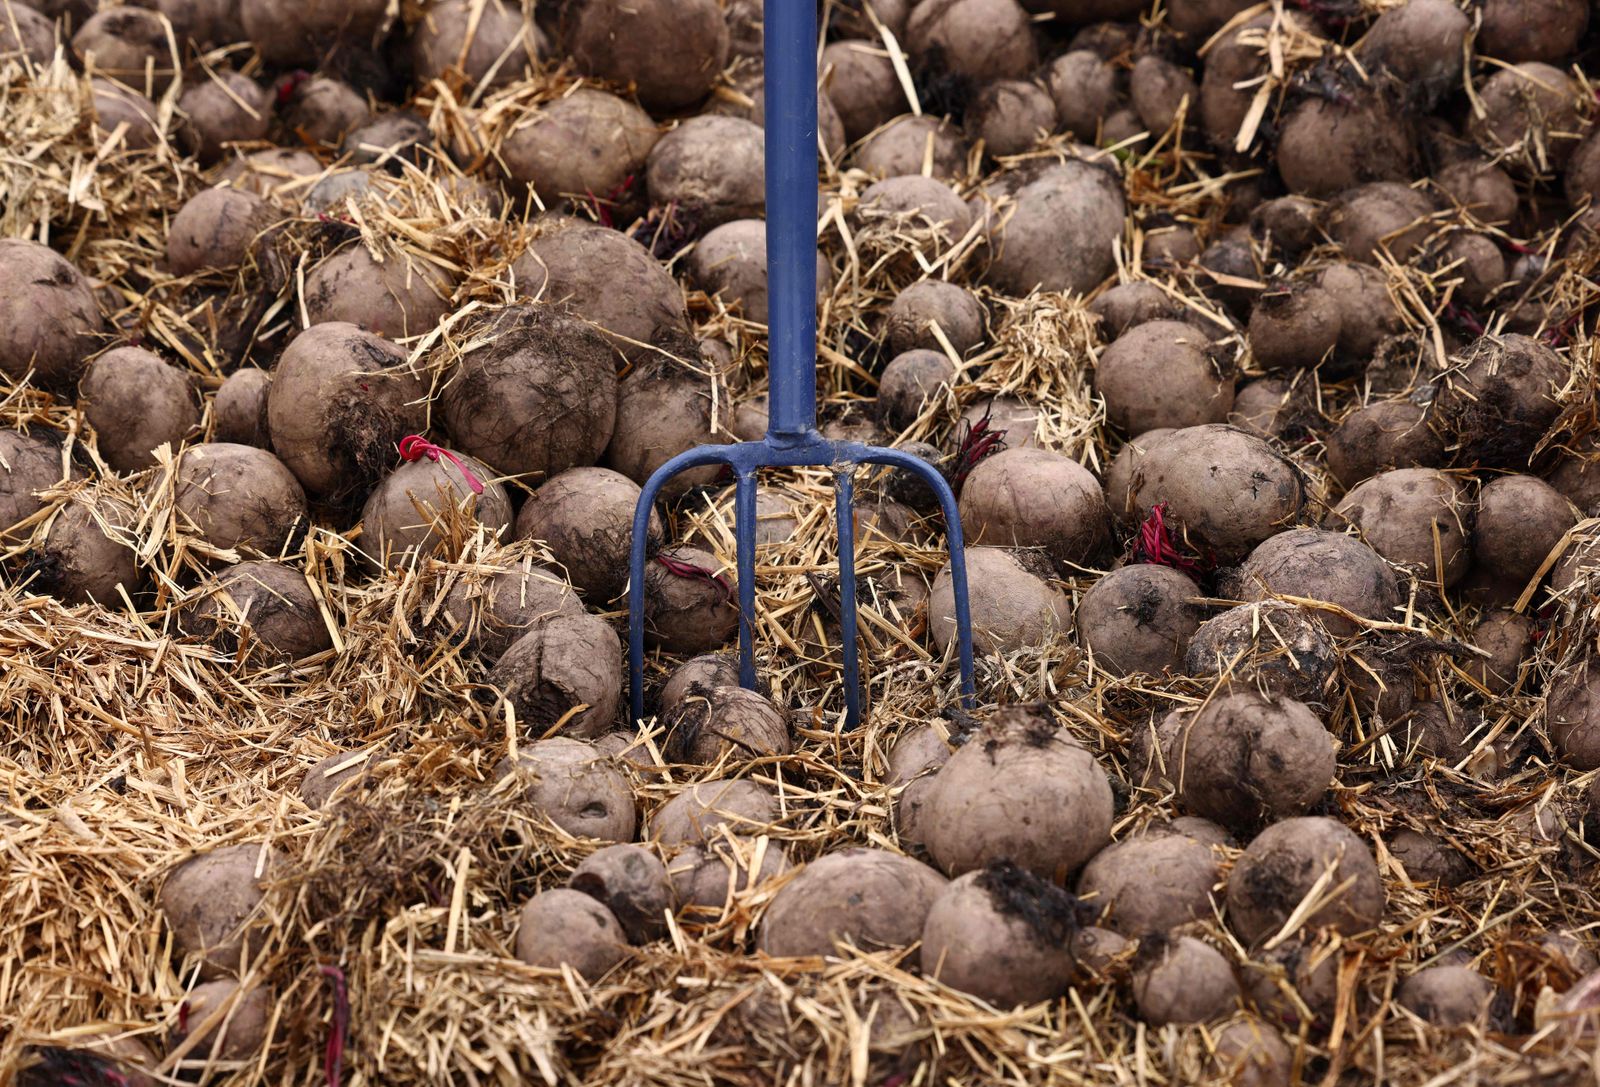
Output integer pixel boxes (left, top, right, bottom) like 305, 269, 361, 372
437, 561, 582, 661
1469, 62, 1582, 172
853, 115, 969, 182
668, 841, 789, 914
886, 280, 984, 358
515, 467, 661, 603
1325, 400, 1445, 488
642, 545, 738, 654
178, 71, 271, 165
757, 847, 947, 958
1229, 528, 1400, 636
282, 75, 370, 146
495, 737, 635, 841
513, 889, 628, 981
213, 369, 271, 447
0, 239, 107, 388
80, 347, 199, 472
1045, 50, 1116, 142
604, 355, 728, 500
688, 218, 833, 325
661, 685, 790, 765
1472, 474, 1577, 595
303, 246, 454, 341
511, 221, 688, 363
1330, 468, 1472, 587
410, 0, 535, 90
167, 187, 274, 276
645, 116, 764, 231
1398, 965, 1503, 1028
240, 0, 388, 66
1547, 658, 1600, 769
1131, 936, 1240, 1026
158, 842, 282, 979
357, 452, 512, 568
647, 777, 777, 846
0, 430, 76, 538
0, 4, 55, 64
173, 443, 307, 555
35, 493, 140, 605
1184, 602, 1337, 703
1097, 319, 1234, 432
1076, 831, 1219, 936
89, 78, 160, 151
920, 863, 1076, 1007
985, 160, 1126, 296
929, 546, 1070, 655
267, 322, 427, 501
1128, 425, 1307, 564
570, 844, 672, 943
439, 304, 617, 484
566, 0, 728, 113
187, 560, 332, 662
1226, 816, 1384, 945
1076, 564, 1203, 677
1247, 280, 1341, 372
72, 8, 175, 91
1145, 690, 1336, 831
485, 614, 622, 739
957, 447, 1108, 572
500, 88, 660, 208
920, 703, 1113, 880
965, 79, 1057, 158
877, 350, 956, 431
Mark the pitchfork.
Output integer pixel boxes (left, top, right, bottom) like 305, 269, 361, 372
627, 0, 975, 726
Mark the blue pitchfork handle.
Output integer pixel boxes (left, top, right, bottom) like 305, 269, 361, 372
626, 0, 976, 726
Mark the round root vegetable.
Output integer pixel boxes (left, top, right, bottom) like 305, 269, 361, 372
966, 79, 1057, 158
173, 443, 306, 554
188, 561, 332, 662
1184, 602, 1336, 702
1044, 50, 1116, 142
821, 40, 902, 143
35, 494, 140, 604
1243, 935, 1340, 1030
1250, 195, 1321, 260
1470, 62, 1582, 170
669, 840, 789, 913
1170, 816, 1235, 848
514, 889, 628, 980
1089, 283, 1176, 339
920, 863, 1076, 1008
1276, 84, 1418, 199
567, 0, 727, 113
516, 467, 660, 603
570, 844, 672, 943
439, 304, 617, 482
240, 0, 388, 66
1072, 925, 1132, 977
1097, 319, 1234, 433
645, 116, 765, 231
929, 546, 1070, 655
647, 777, 777, 846
159, 842, 281, 979
912, 0, 1037, 81
604, 356, 727, 500
1131, 56, 1196, 136
495, 738, 636, 841
658, 653, 768, 716
1388, 827, 1470, 886
0, 239, 106, 387
1103, 429, 1173, 522
1319, 263, 1405, 362
1398, 965, 1502, 1028
960, 396, 1041, 449
282, 75, 370, 146
985, 160, 1125, 296
886, 280, 984, 358
512, 222, 688, 363
0, 430, 74, 537
1247, 281, 1340, 372
1143, 223, 1200, 267
1132, 936, 1240, 1026
1076, 831, 1219, 936
72, 8, 174, 90
90, 78, 160, 150
1548, 435, 1600, 516
920, 703, 1113, 880
501, 89, 659, 208
1552, 532, 1600, 599
214, 369, 271, 447
1434, 231, 1505, 308
172, 980, 271, 1062
485, 614, 622, 740
642, 545, 738, 654
957, 447, 1109, 571
80, 347, 199, 472
1435, 159, 1518, 225
1330, 468, 1471, 587
1472, 474, 1577, 593
887, 722, 953, 849
1229, 379, 1300, 442
1548, 659, 1600, 769
1211, 1018, 1294, 1087
1076, 564, 1203, 677
1229, 529, 1399, 636
217, 148, 322, 202
1357, 0, 1469, 108
1226, 816, 1384, 945
299, 750, 370, 809
1480, 0, 1588, 62
267, 322, 427, 500
1197, 228, 1261, 318
358, 452, 512, 568
857, 175, 975, 255
853, 116, 970, 182
0, 4, 55, 65
1149, 690, 1336, 831
1325, 400, 1444, 488
662, 685, 789, 765
757, 847, 947, 958
438, 562, 582, 660
1128, 425, 1307, 564
1325, 183, 1436, 265
877, 350, 956, 430
689, 219, 832, 324
411, 0, 534, 89
178, 72, 270, 165
167, 188, 273, 277
303, 246, 453, 340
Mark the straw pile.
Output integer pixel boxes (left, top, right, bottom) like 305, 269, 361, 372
4, 2, 1600, 1086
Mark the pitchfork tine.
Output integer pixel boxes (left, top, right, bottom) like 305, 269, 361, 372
625, 0, 976, 727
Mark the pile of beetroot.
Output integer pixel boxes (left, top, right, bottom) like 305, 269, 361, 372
5, 0, 1600, 1084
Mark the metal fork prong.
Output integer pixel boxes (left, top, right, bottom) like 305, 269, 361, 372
834, 468, 862, 725
628, 446, 737, 724
733, 467, 760, 690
